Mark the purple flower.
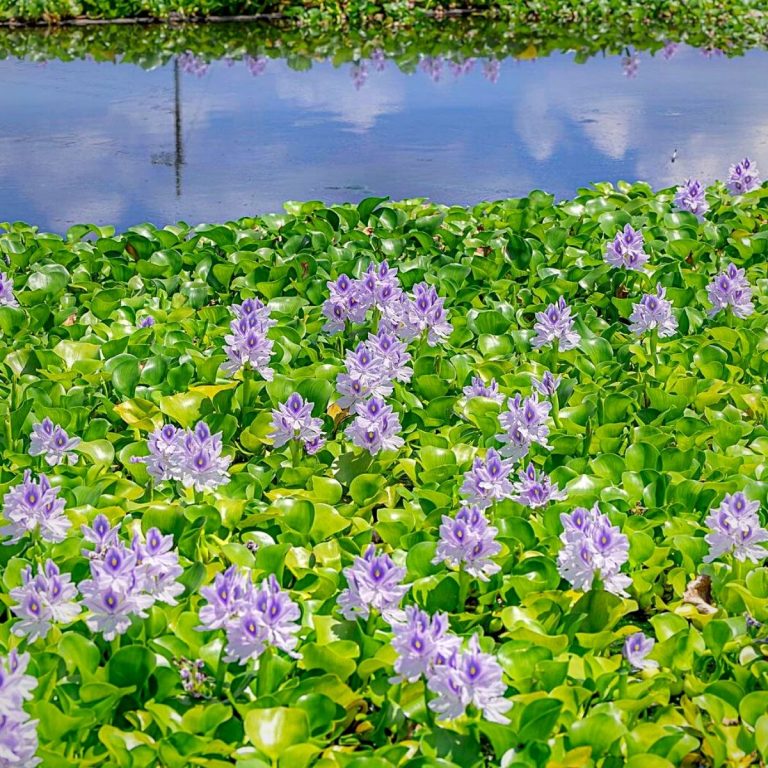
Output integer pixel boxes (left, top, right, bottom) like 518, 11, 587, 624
622, 52, 639, 79
674, 179, 709, 217
483, 59, 501, 84
449, 58, 476, 77
351, 61, 369, 90
463, 376, 504, 404
132, 527, 185, 605
176, 423, 232, 492
344, 342, 389, 386
0, 650, 39, 767
390, 607, 458, 683
337, 545, 409, 623
661, 41, 680, 60
433, 506, 501, 581
407, 283, 452, 346
10, 560, 80, 642
81, 513, 120, 558
512, 463, 566, 508
426, 635, 511, 724
557, 503, 631, 597
178, 51, 208, 77
366, 329, 412, 383
419, 55, 444, 83
0, 272, 19, 307
223, 574, 302, 664
270, 393, 325, 453
80, 522, 183, 640
497, 392, 551, 459
629, 284, 678, 337
222, 313, 275, 379
532, 297, 580, 351
706, 263, 754, 318
244, 54, 267, 77
604, 225, 649, 272
370, 48, 386, 71
623, 631, 658, 671
460, 448, 514, 510
138, 315, 155, 328
198, 564, 252, 631
704, 491, 768, 563
29, 417, 80, 466
531, 370, 561, 398
1, 470, 71, 544
345, 397, 404, 455
727, 157, 761, 195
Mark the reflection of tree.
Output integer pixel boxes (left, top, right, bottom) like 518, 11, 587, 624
150, 58, 184, 198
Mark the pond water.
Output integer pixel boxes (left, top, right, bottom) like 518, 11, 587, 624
2, 44, 767, 232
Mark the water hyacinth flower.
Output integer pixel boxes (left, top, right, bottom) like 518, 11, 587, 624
79, 522, 183, 640
622, 52, 640, 79
532, 370, 561, 398
460, 448, 514, 510
138, 315, 155, 328
337, 545, 409, 623
623, 632, 658, 671
433, 506, 501, 581
497, 392, 551, 459
557, 503, 632, 597
178, 51, 209, 77
661, 41, 680, 60
0, 272, 19, 307
407, 282, 452, 346
81, 514, 120, 559
629, 284, 678, 337
1, 470, 71, 544
463, 376, 504, 404
345, 397, 404, 455
244, 54, 267, 77
270, 393, 325, 454
532, 297, 580, 351
512, 463, 566, 508
10, 560, 80, 642
366, 329, 413, 383
727, 157, 761, 195
390, 607, 458, 683
674, 178, 709, 216
703, 491, 768, 563
483, 58, 501, 84
0, 650, 40, 767
222, 299, 275, 379
426, 635, 511, 724
223, 575, 302, 663
133, 422, 231, 492
604, 225, 649, 272
29, 417, 80, 466
706, 263, 754, 318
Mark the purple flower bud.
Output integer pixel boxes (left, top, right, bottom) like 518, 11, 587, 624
138, 316, 155, 328
463, 377, 504, 404
531, 370, 561, 398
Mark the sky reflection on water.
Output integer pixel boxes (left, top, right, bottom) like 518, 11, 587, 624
1, 45, 766, 232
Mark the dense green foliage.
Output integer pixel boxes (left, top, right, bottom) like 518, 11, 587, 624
0, 0, 766, 64
2, 181, 768, 767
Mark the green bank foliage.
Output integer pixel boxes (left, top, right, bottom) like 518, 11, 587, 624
2, 180, 768, 766
0, 0, 766, 63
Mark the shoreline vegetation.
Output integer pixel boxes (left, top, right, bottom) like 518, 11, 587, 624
0, 3, 766, 70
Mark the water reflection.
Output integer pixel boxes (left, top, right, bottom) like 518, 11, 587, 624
0, 45, 766, 232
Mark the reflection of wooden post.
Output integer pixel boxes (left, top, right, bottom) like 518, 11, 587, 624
174, 57, 183, 198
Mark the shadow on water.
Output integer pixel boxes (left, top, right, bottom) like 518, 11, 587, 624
0, 20, 767, 232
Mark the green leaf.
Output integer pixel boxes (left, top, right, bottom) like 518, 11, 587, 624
244, 707, 310, 760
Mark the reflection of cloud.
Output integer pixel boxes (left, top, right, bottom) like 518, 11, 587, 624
577, 100, 635, 160
272, 64, 404, 132
514, 89, 560, 161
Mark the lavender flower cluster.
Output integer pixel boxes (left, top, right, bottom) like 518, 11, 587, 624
604, 224, 649, 272
390, 607, 511, 724
270, 393, 325, 454
198, 567, 301, 664
0, 271, 18, 307
727, 157, 761, 195
0, 650, 40, 767
532, 298, 581, 351
337, 545, 409, 623
432, 505, 501, 581
1, 470, 71, 545
29, 417, 80, 466
557, 503, 631, 596
133, 421, 232, 492
322, 262, 451, 346
79, 516, 184, 640
704, 492, 768, 563
222, 297, 276, 379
